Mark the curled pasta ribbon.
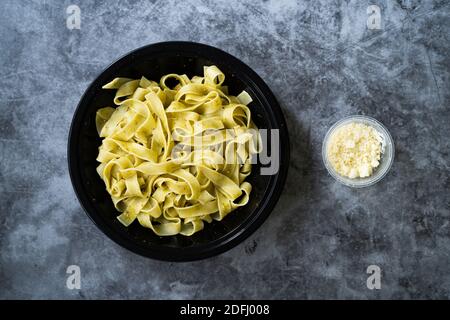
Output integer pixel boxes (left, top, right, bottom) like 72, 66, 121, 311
96, 65, 260, 236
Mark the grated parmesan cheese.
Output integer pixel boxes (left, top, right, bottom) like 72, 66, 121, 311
327, 122, 383, 179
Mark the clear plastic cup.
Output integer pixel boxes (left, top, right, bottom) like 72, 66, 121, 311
322, 115, 395, 188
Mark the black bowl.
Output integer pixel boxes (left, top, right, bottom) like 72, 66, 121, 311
68, 42, 289, 261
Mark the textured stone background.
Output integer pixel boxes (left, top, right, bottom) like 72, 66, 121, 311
1, 0, 449, 299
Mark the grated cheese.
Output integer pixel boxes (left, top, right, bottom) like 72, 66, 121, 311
327, 122, 383, 179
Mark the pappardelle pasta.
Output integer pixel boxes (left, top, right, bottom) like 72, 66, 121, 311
95, 66, 260, 236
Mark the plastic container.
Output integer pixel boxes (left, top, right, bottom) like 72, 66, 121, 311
68, 42, 290, 261
322, 115, 394, 188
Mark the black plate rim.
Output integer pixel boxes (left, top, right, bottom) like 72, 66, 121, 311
68, 41, 290, 261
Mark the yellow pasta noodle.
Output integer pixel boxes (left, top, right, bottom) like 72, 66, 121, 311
95, 65, 260, 236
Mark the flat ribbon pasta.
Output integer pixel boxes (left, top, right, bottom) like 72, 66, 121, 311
95, 65, 260, 236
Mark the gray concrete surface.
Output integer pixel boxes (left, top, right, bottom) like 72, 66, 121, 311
0, 0, 449, 299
